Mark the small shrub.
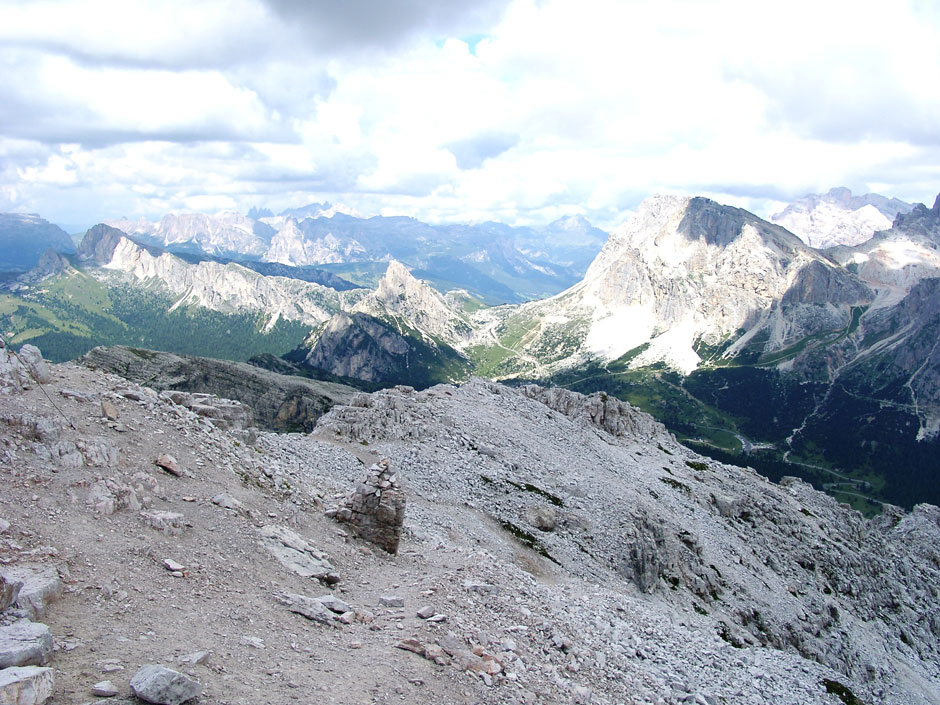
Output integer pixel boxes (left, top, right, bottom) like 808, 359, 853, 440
822, 679, 865, 705
660, 477, 691, 493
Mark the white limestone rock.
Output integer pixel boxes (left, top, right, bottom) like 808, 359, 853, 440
0, 666, 54, 705
0, 566, 63, 620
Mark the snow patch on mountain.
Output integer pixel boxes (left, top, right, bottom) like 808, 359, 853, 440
583, 306, 655, 360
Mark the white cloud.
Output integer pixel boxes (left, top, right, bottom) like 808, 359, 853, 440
1, 0, 939, 228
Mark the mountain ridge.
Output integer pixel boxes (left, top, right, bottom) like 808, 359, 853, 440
0, 212, 76, 272
771, 187, 914, 249
103, 206, 607, 304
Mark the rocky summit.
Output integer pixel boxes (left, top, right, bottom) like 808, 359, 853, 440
0, 345, 938, 705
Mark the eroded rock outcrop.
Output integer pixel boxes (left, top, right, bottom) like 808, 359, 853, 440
326, 459, 405, 554
520, 384, 665, 440
0, 344, 51, 391
80, 345, 355, 432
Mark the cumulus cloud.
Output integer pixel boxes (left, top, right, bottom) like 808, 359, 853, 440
1, 0, 939, 229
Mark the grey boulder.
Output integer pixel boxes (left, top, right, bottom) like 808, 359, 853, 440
129, 665, 201, 705
0, 621, 54, 668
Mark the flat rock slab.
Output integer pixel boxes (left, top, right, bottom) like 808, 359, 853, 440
0, 621, 54, 668
275, 593, 336, 626
129, 665, 201, 705
91, 679, 119, 697
211, 493, 242, 511
139, 511, 186, 536
259, 525, 336, 582
0, 665, 54, 705
0, 566, 63, 620
315, 594, 351, 614
155, 454, 181, 477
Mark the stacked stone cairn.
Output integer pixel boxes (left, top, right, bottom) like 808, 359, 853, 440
326, 459, 405, 554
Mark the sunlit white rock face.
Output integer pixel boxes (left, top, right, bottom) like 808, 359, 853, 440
107, 211, 272, 257
771, 187, 912, 249
352, 260, 472, 342
503, 195, 869, 373
83, 226, 366, 329
828, 193, 940, 306
262, 219, 366, 266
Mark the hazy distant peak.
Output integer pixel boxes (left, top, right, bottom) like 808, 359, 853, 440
771, 187, 914, 249
892, 190, 940, 236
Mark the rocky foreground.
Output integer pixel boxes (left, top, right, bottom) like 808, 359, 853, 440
0, 345, 938, 705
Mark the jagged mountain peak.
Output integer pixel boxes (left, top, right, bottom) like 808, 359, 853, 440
589, 194, 807, 280
500, 194, 872, 375
549, 213, 592, 230
355, 260, 471, 344
375, 259, 422, 297
371, 260, 440, 308
76, 223, 130, 265
677, 196, 805, 249
771, 187, 914, 249
892, 191, 940, 236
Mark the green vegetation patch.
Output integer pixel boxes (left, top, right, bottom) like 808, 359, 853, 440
506, 479, 564, 507
660, 477, 691, 493
498, 519, 558, 564
1, 275, 311, 363
822, 679, 866, 705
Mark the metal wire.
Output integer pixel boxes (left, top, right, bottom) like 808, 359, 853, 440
0, 335, 76, 430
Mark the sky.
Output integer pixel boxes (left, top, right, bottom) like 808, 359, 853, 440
1, 0, 939, 231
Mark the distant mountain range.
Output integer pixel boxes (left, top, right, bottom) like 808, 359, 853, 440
2, 187, 939, 510
0, 213, 75, 271
102, 203, 608, 304
290, 191, 940, 510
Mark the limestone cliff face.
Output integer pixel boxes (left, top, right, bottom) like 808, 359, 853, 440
353, 260, 473, 344
300, 310, 471, 389
796, 277, 940, 440
106, 211, 274, 258
302, 312, 412, 384
829, 193, 940, 296
76, 225, 368, 329
262, 218, 366, 266
76, 224, 127, 265
498, 195, 872, 373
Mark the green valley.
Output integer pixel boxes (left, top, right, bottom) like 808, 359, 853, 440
0, 272, 310, 363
